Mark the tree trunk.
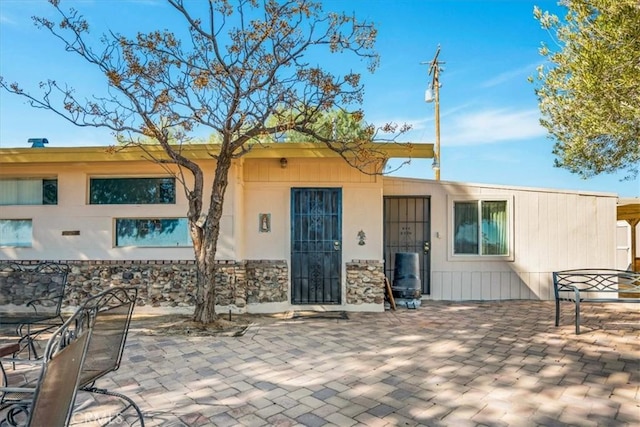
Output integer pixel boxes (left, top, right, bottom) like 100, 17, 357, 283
191, 150, 233, 324
192, 245, 217, 324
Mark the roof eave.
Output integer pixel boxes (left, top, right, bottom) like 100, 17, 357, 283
0, 142, 434, 164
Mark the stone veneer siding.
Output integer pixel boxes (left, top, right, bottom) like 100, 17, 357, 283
3, 259, 385, 311
346, 260, 386, 305
53, 260, 288, 309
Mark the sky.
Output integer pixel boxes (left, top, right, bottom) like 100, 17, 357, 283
0, 0, 638, 198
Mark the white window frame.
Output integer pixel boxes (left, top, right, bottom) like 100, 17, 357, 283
447, 195, 514, 262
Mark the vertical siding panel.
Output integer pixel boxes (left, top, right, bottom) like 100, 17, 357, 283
554, 193, 568, 271
289, 163, 301, 183
548, 192, 560, 271
500, 271, 511, 300
535, 272, 545, 299
529, 192, 541, 272
597, 196, 615, 267
491, 271, 502, 299
566, 193, 579, 269
576, 196, 589, 266
539, 193, 550, 273
471, 271, 482, 299
441, 271, 452, 299
452, 271, 462, 300
588, 196, 599, 266
514, 191, 526, 270
518, 271, 531, 299
510, 272, 521, 299
461, 271, 472, 300
546, 272, 555, 300
431, 271, 442, 300
481, 271, 491, 300
258, 163, 270, 181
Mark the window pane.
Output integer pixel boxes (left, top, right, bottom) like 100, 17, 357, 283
481, 201, 508, 255
90, 178, 175, 204
454, 202, 478, 254
43, 179, 58, 205
0, 219, 32, 247
0, 179, 57, 205
115, 218, 191, 247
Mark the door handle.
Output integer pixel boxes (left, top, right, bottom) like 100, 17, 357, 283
423, 241, 430, 253
333, 241, 341, 251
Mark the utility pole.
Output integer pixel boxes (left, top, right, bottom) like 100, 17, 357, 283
422, 46, 443, 181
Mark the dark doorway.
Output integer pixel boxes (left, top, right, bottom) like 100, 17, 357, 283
384, 196, 431, 294
291, 188, 342, 304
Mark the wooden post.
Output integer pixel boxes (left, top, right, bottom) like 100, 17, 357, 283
385, 277, 396, 311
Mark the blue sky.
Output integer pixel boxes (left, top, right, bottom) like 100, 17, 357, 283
0, 0, 638, 197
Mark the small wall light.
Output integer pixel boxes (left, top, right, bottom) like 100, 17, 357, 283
280, 157, 288, 168
357, 230, 366, 246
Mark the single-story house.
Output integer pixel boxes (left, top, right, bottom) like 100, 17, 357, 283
0, 143, 620, 313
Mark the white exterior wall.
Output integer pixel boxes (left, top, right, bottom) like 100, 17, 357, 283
242, 158, 383, 311
242, 158, 382, 262
0, 160, 237, 261
1, 155, 620, 304
384, 177, 618, 301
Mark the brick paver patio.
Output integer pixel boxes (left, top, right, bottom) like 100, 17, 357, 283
4, 300, 640, 426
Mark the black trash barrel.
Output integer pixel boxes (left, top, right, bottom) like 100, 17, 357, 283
392, 252, 421, 299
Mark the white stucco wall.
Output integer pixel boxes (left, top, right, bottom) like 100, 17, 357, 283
241, 158, 384, 311
0, 160, 236, 261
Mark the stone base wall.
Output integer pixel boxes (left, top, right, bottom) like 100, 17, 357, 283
346, 260, 385, 305
246, 260, 288, 304
11, 260, 288, 310
3, 259, 384, 311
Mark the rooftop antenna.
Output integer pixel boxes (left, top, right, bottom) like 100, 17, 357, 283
421, 46, 444, 180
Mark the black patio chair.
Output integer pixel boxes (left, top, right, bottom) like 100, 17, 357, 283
0, 262, 70, 360
77, 287, 144, 426
0, 287, 144, 427
1, 294, 94, 426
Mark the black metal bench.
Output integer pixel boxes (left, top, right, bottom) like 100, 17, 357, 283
0, 262, 69, 359
1, 287, 144, 426
553, 269, 640, 334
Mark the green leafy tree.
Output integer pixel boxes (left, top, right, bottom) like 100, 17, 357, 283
279, 109, 374, 142
1, 0, 409, 323
532, 0, 640, 179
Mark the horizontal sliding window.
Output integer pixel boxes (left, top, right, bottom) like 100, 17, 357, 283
90, 177, 175, 205
453, 200, 509, 256
115, 218, 191, 247
0, 219, 32, 247
0, 178, 57, 205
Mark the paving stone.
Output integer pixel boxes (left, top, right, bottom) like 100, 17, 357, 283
11, 300, 634, 427
295, 412, 327, 427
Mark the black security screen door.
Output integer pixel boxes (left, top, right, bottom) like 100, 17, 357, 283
291, 188, 342, 304
384, 196, 431, 294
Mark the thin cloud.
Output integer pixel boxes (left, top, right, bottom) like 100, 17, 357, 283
0, 14, 16, 25
373, 102, 475, 135
480, 63, 539, 88
443, 108, 546, 146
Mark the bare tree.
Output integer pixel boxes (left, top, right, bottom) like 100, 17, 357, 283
1, 0, 409, 323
